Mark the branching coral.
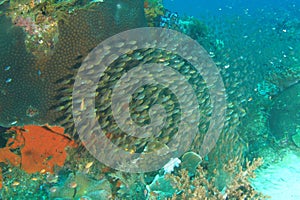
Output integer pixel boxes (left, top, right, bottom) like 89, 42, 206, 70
165, 157, 267, 200
222, 158, 266, 199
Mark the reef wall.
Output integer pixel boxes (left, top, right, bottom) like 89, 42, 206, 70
0, 0, 146, 127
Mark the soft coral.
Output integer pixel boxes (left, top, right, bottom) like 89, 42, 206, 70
14, 16, 37, 35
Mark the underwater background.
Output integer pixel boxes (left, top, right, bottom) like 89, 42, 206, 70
0, 0, 299, 199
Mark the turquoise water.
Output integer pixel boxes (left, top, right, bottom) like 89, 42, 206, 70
0, 0, 299, 199
163, 0, 300, 199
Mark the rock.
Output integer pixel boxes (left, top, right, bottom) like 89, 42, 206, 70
292, 132, 300, 147
269, 82, 300, 142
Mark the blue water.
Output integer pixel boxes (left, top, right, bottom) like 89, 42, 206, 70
163, 0, 300, 18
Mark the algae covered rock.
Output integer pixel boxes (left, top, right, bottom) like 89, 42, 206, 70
269, 82, 300, 143
49, 172, 111, 199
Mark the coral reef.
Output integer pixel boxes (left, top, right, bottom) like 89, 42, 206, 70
164, 157, 267, 200
0, 0, 297, 199
269, 82, 300, 144
49, 172, 111, 199
0, 166, 50, 199
103, 152, 266, 199
109, 172, 147, 199
0, 0, 146, 127
144, 0, 165, 27
144, 1, 209, 45
143, 3, 254, 196
256, 80, 279, 99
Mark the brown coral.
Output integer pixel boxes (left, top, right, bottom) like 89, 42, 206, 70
0, 0, 146, 128
165, 158, 267, 200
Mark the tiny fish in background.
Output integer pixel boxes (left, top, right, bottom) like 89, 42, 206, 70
5, 78, 12, 83
4, 66, 10, 71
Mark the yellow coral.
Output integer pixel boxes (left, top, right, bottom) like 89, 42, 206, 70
144, 0, 165, 27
